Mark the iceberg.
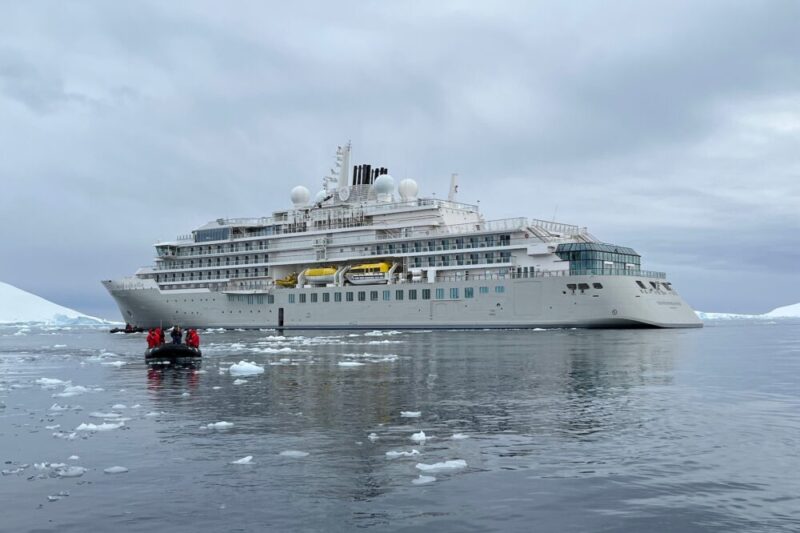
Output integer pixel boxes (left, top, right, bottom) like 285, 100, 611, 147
0, 281, 111, 325
765, 302, 800, 318
231, 456, 254, 465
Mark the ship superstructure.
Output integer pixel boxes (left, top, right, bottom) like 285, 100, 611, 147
102, 144, 702, 329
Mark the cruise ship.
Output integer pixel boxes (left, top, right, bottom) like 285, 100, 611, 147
102, 144, 702, 329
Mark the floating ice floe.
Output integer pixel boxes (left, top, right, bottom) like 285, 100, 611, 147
204, 421, 234, 430
229, 361, 265, 376
367, 433, 379, 442
131, 404, 141, 409
112, 404, 127, 410
52, 385, 95, 398
451, 433, 469, 440
52, 431, 77, 440
36, 378, 69, 387
45, 424, 61, 430
233, 379, 247, 385
56, 466, 87, 478
364, 330, 402, 337
101, 361, 126, 367
415, 460, 467, 472
279, 450, 309, 458
89, 412, 122, 419
181, 392, 191, 397
410, 431, 428, 443
212, 386, 222, 390
401, 411, 421, 418
49, 403, 78, 411
231, 456, 254, 465
76, 422, 125, 432
53, 344, 67, 348
338, 361, 365, 367
386, 449, 420, 459
412, 475, 436, 485
145, 411, 165, 417
68, 455, 79, 461
367, 340, 403, 345
103, 466, 129, 474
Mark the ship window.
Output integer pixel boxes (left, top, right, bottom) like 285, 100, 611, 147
267, 295, 274, 304
335, 292, 342, 302
310, 293, 318, 303
663, 282, 672, 291
370, 291, 379, 301
578, 283, 590, 290
566, 284, 577, 290
422, 289, 431, 300
346, 292, 353, 302
322, 293, 330, 303
450, 288, 459, 299
593, 283, 603, 289
395, 290, 404, 300
358, 291, 366, 302
636, 281, 646, 289
383, 290, 390, 301
435, 288, 445, 299
299, 293, 306, 303
479, 286, 489, 294
409, 290, 417, 300
495, 286, 505, 294
465, 287, 474, 298
288, 294, 295, 304
649, 281, 659, 289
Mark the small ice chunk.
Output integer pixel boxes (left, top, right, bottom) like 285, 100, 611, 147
68, 455, 80, 461
412, 475, 436, 485
410, 431, 428, 443
101, 361, 126, 367
89, 412, 122, 419
49, 403, 69, 411
231, 456, 254, 465
279, 450, 309, 458
53, 385, 90, 398
415, 460, 467, 472
401, 411, 421, 418
103, 466, 129, 474
45, 424, 61, 430
36, 378, 69, 387
131, 404, 141, 409
229, 361, 265, 376
204, 421, 234, 430
451, 433, 469, 440
181, 392, 190, 397
53, 344, 67, 348
75, 422, 124, 431
338, 361, 365, 367
145, 411, 164, 417
212, 386, 222, 390
112, 404, 127, 410
56, 466, 87, 478
386, 449, 420, 459
233, 379, 247, 385
367, 433, 379, 442
52, 431, 77, 440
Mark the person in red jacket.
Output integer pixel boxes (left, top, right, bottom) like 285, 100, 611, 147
186, 329, 200, 349
154, 327, 164, 346
146, 328, 156, 349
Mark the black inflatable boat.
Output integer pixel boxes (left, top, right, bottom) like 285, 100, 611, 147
145, 344, 201, 365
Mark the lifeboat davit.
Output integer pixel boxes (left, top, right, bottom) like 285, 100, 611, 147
276, 272, 298, 288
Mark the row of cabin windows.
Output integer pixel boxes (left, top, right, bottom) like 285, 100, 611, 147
156, 268, 269, 282
636, 280, 673, 291
375, 234, 512, 255
160, 255, 269, 270
286, 286, 505, 304
566, 283, 604, 291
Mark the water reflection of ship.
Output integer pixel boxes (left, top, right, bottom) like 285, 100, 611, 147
137, 330, 685, 499
147, 367, 201, 392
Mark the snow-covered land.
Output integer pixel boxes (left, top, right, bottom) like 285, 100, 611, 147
0, 281, 109, 325
697, 302, 800, 321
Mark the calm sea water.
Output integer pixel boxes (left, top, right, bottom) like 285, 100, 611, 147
1, 322, 798, 532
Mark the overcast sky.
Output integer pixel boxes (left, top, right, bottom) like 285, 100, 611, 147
1, 1, 798, 318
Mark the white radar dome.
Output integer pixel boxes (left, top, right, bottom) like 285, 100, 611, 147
291, 185, 310, 207
398, 178, 419, 200
314, 189, 327, 204
372, 174, 395, 195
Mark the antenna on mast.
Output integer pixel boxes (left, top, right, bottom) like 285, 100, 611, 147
448, 173, 459, 201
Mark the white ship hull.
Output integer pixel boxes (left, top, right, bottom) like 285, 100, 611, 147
102, 274, 702, 330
